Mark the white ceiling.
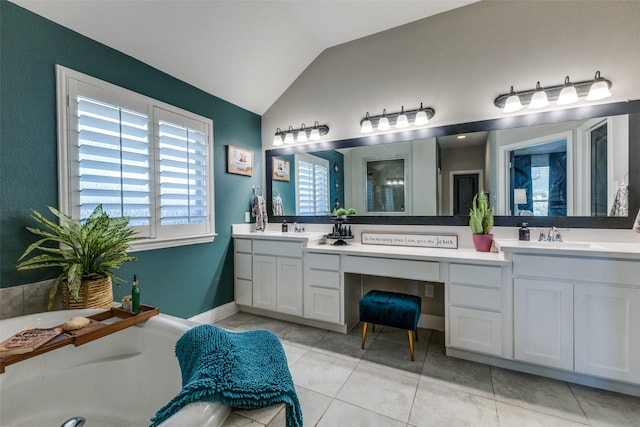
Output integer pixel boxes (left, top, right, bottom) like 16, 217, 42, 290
11, 0, 477, 115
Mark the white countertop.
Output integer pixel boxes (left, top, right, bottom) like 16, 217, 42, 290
495, 239, 640, 260
305, 240, 510, 265
232, 230, 327, 242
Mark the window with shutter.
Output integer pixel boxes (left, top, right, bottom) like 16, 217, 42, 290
57, 65, 215, 251
295, 154, 329, 215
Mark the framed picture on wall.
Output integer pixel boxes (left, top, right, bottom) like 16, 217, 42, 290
272, 158, 290, 182
227, 145, 253, 176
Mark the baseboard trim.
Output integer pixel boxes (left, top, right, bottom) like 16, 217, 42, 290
189, 301, 239, 324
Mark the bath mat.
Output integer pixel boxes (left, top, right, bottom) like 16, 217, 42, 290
150, 325, 302, 427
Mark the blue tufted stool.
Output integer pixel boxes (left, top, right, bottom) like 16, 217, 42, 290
359, 290, 422, 361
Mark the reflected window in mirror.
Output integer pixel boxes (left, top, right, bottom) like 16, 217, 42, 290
366, 159, 406, 213
296, 153, 330, 215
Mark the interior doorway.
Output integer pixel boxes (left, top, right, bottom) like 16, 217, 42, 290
450, 170, 482, 216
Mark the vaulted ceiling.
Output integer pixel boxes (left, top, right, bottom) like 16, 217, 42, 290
11, 0, 477, 115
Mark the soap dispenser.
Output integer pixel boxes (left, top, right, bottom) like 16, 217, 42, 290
282, 220, 288, 232
519, 223, 530, 241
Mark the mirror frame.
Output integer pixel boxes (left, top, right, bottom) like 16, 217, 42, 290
266, 100, 640, 229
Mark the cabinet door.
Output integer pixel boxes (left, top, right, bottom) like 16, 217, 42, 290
253, 255, 277, 311
514, 278, 573, 370
450, 306, 502, 356
234, 278, 252, 306
276, 257, 303, 316
575, 283, 640, 383
304, 286, 341, 323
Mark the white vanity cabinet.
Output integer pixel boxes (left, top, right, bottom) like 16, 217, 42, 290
448, 263, 509, 357
252, 240, 303, 316
513, 253, 640, 383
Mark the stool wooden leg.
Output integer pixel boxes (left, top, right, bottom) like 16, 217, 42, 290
361, 322, 368, 349
408, 330, 415, 361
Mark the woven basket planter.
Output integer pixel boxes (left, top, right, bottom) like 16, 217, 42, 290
62, 276, 113, 309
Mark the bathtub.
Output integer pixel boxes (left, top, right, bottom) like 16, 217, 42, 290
0, 309, 231, 427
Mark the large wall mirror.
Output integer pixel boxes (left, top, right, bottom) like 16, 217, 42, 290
266, 100, 639, 228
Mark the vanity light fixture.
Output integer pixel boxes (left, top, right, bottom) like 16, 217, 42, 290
494, 71, 612, 113
360, 103, 436, 133
273, 122, 330, 146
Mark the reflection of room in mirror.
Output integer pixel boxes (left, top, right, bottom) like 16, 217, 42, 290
266, 109, 634, 224
366, 159, 405, 213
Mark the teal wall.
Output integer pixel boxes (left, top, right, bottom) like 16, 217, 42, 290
0, 1, 262, 318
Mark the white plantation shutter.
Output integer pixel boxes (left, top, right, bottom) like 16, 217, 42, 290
156, 109, 209, 228
58, 65, 215, 250
76, 96, 151, 226
295, 154, 329, 215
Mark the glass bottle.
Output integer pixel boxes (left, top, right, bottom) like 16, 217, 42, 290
132, 275, 140, 314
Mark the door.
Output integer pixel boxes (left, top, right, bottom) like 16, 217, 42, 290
574, 283, 640, 382
452, 173, 479, 216
514, 278, 573, 370
276, 257, 303, 316
252, 255, 277, 311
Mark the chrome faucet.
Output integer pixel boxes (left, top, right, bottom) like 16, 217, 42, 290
293, 222, 305, 233
61, 417, 86, 427
539, 226, 563, 242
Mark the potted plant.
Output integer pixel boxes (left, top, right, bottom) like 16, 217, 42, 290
16, 205, 141, 309
329, 208, 357, 220
469, 192, 494, 252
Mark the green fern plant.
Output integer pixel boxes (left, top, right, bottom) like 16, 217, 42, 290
16, 205, 142, 309
469, 192, 494, 235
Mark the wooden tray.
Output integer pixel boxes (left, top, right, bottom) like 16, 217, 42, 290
0, 304, 159, 373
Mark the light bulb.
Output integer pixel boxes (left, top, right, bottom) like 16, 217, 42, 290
503, 86, 523, 112
273, 129, 283, 146
309, 128, 320, 141
587, 72, 612, 101
284, 126, 295, 144
297, 125, 307, 143
529, 82, 549, 109
414, 103, 429, 125
377, 109, 390, 131
557, 77, 579, 105
395, 107, 409, 128
360, 112, 373, 133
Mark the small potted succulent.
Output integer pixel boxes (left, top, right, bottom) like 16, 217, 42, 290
329, 208, 357, 220
16, 204, 141, 309
469, 192, 494, 252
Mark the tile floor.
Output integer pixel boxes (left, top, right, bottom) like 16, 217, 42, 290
214, 312, 640, 427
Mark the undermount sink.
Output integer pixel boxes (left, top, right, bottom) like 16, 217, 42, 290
525, 241, 604, 249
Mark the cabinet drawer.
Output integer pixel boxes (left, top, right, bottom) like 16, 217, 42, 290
513, 254, 640, 286
304, 287, 341, 324
305, 269, 340, 290
234, 238, 252, 253
253, 240, 302, 258
343, 256, 439, 282
450, 284, 501, 311
450, 264, 501, 288
234, 278, 252, 306
450, 306, 502, 356
234, 252, 252, 280
306, 253, 340, 271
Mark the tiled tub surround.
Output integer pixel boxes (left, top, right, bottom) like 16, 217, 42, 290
232, 223, 640, 397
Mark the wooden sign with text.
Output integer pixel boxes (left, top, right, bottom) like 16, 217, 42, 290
361, 232, 458, 249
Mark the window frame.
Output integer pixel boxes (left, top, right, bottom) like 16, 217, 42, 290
56, 65, 216, 251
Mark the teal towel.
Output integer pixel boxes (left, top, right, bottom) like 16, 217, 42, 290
150, 325, 302, 427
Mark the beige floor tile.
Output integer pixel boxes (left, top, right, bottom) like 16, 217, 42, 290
337, 363, 419, 422
276, 323, 329, 347
496, 401, 589, 427
289, 350, 357, 397
318, 399, 407, 427
421, 352, 494, 399
295, 386, 333, 427
569, 383, 640, 427
410, 379, 499, 427
362, 337, 427, 376
491, 367, 587, 424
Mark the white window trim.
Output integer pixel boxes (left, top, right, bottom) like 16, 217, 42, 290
56, 65, 216, 252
